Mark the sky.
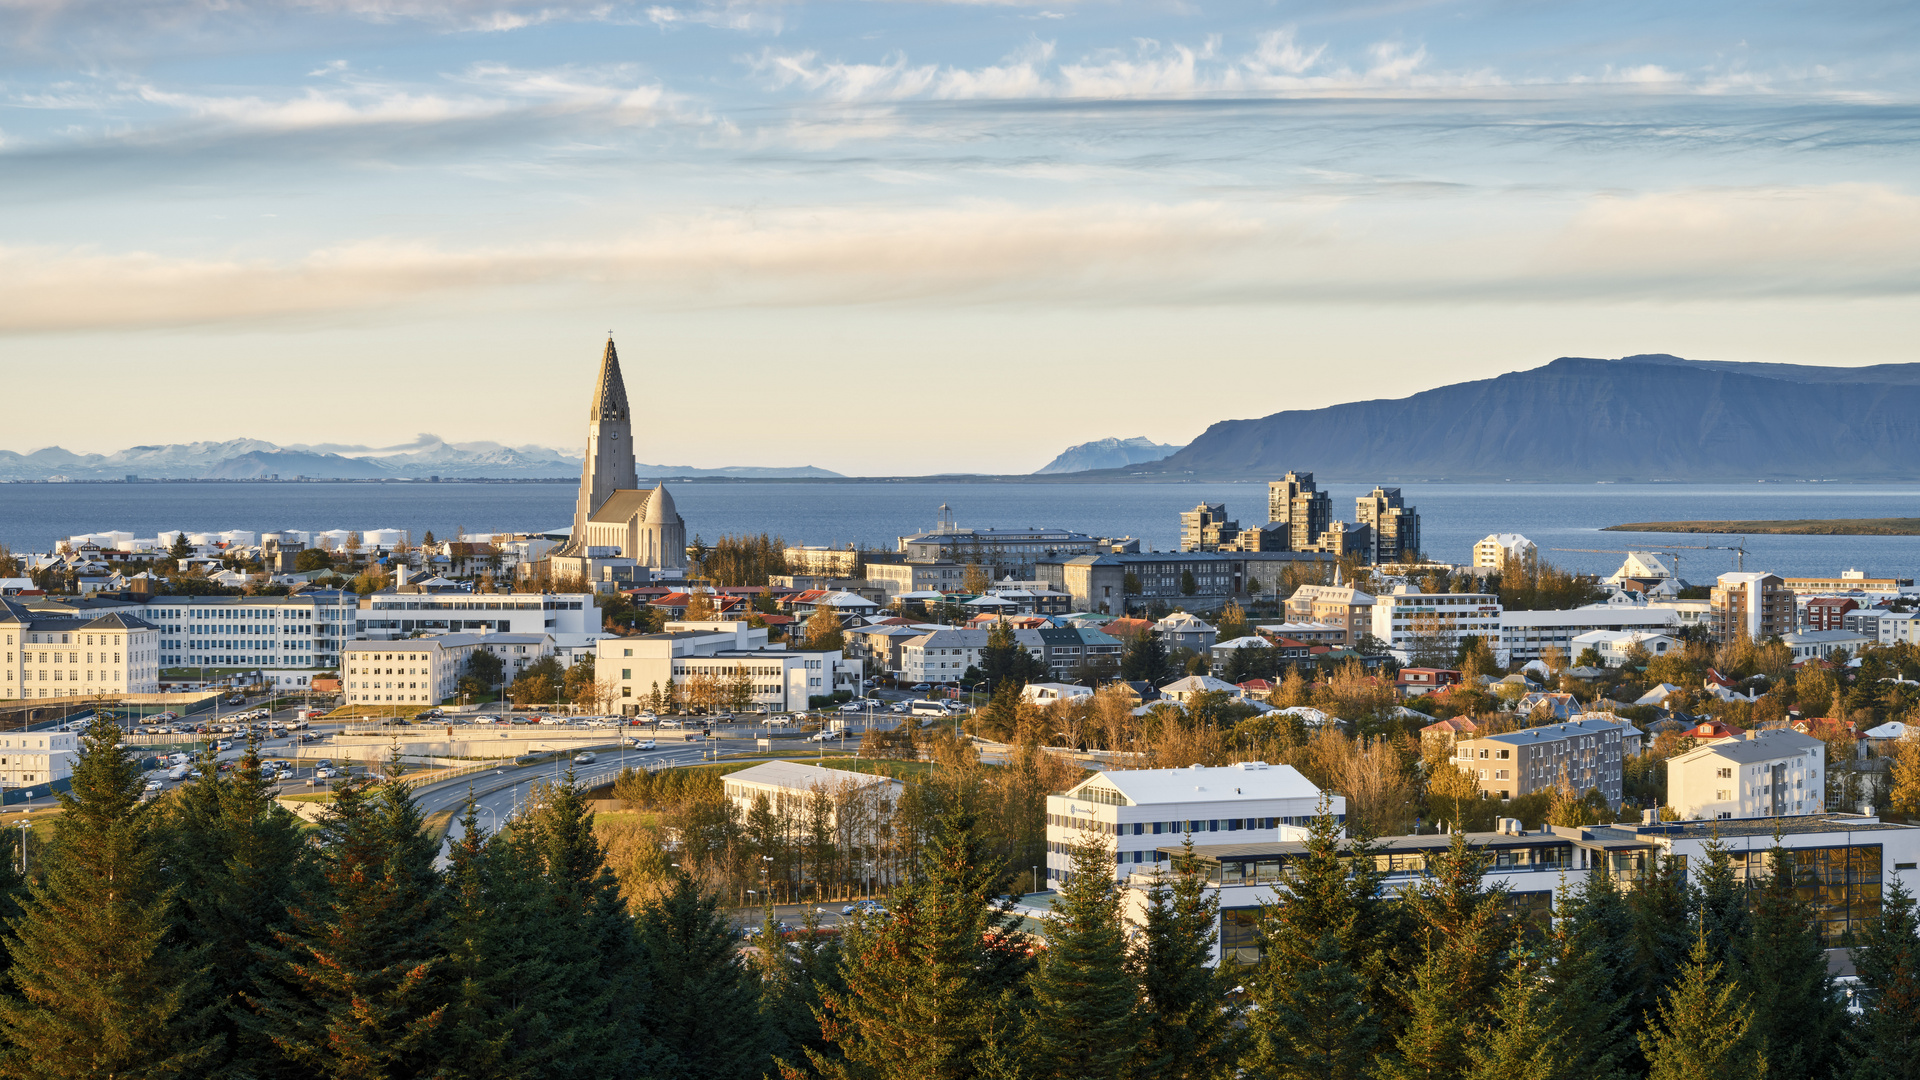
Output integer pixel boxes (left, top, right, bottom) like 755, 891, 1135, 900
3, 0, 1918, 475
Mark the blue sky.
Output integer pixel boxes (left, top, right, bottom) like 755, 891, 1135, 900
4, 0, 1917, 474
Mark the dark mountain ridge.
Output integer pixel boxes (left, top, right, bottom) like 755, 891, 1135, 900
1120, 354, 1920, 482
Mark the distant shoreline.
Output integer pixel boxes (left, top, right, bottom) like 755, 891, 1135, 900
10, 476, 1920, 487
1605, 518, 1920, 536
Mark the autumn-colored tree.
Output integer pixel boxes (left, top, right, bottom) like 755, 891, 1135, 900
804, 603, 845, 653
683, 588, 718, 621
1890, 729, 1920, 819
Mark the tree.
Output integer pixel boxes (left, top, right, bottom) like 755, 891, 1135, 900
170, 531, 192, 561
1464, 947, 1562, 1080
1179, 570, 1197, 596
1265, 932, 1382, 1080
1638, 931, 1766, 1080
1744, 841, 1842, 1080
684, 589, 718, 622
978, 620, 1045, 693
294, 548, 333, 572
165, 742, 313, 1076
963, 563, 990, 595
1122, 572, 1141, 597
243, 773, 447, 1078
804, 604, 845, 653
0, 722, 214, 1079
1537, 867, 1634, 1080
1120, 633, 1173, 686
1023, 833, 1138, 1080
1381, 831, 1511, 1080
1132, 839, 1236, 1080
1842, 875, 1920, 1080
1690, 836, 1752, 971
799, 808, 1035, 1080
1891, 729, 1920, 817
1215, 601, 1249, 644
1250, 797, 1398, 1075
639, 871, 768, 1080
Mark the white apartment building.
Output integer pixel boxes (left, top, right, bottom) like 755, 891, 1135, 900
0, 603, 161, 700
1500, 603, 1681, 663
1668, 730, 1827, 820
1878, 612, 1920, 646
598, 620, 864, 714
864, 561, 967, 599
358, 592, 602, 648
1124, 812, 1920, 964
146, 591, 359, 675
1045, 762, 1335, 885
341, 635, 492, 707
1474, 533, 1535, 569
1782, 629, 1874, 662
1371, 586, 1503, 663
1570, 629, 1680, 667
0, 729, 78, 788
898, 627, 1043, 686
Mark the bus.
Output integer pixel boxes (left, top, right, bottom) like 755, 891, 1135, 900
910, 701, 949, 717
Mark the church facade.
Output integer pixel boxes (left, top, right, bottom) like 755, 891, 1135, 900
547, 339, 687, 587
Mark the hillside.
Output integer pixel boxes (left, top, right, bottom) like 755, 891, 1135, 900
1120, 355, 1920, 482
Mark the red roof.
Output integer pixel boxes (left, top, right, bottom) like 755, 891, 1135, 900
1686, 720, 1744, 739
758, 614, 797, 625
1420, 717, 1478, 735
1236, 679, 1275, 691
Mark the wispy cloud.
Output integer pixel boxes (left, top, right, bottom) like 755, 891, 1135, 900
4, 183, 1917, 334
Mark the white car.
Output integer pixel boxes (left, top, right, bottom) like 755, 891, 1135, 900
631, 739, 656, 750
807, 730, 838, 742
539, 716, 571, 726
314, 767, 337, 779
657, 718, 684, 729
574, 752, 597, 765
144, 779, 165, 791
838, 702, 865, 713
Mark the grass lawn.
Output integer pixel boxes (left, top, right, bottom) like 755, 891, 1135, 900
592, 809, 662, 828
422, 809, 456, 844
280, 792, 337, 804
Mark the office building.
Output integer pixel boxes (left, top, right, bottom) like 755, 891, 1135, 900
598, 621, 863, 714
145, 591, 359, 675
1045, 762, 1335, 884
1371, 585, 1502, 663
357, 592, 601, 648
0, 602, 161, 700
1127, 812, 1919, 964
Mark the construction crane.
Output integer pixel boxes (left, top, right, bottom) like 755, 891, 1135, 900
1551, 539, 1752, 574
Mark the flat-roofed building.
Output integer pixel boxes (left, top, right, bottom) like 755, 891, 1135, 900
1710, 572, 1794, 644
1284, 583, 1375, 643
1047, 762, 1335, 885
1782, 570, 1912, 598
1125, 812, 1920, 963
1500, 603, 1680, 663
598, 620, 862, 714
1372, 585, 1502, 663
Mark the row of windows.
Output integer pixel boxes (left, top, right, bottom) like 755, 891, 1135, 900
1046, 814, 1298, 835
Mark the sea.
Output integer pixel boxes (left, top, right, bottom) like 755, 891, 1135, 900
2, 480, 1917, 580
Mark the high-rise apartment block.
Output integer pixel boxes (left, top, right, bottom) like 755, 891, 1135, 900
1179, 502, 1239, 552
1709, 572, 1794, 643
1267, 471, 1332, 551
1355, 486, 1420, 564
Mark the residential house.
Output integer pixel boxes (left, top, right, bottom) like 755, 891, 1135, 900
1154, 612, 1218, 652
1451, 717, 1631, 806
1667, 729, 1827, 819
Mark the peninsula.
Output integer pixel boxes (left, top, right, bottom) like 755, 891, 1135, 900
1604, 518, 1920, 535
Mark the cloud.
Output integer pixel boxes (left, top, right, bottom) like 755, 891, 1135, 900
3, 184, 1917, 334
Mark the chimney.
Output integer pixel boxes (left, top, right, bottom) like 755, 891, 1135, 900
395, 565, 411, 588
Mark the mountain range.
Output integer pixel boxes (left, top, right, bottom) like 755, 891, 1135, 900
1110, 354, 1920, 482
1035, 436, 1186, 474
0, 437, 843, 481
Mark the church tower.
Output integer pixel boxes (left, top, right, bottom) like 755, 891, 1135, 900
558, 338, 639, 556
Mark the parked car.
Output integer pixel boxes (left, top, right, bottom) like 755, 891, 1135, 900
838, 702, 865, 713
911, 683, 930, 692
658, 718, 685, 729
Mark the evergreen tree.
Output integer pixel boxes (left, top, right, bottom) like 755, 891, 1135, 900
1024, 833, 1138, 1080
638, 870, 768, 1080
1638, 931, 1767, 1080
0, 721, 214, 1079
800, 808, 1035, 1080
1263, 933, 1382, 1080
1690, 835, 1752, 970
518, 775, 654, 1077
1842, 875, 1920, 1080
1540, 867, 1633, 1080
1249, 797, 1399, 1075
1120, 634, 1173, 686
1132, 839, 1237, 1080
1627, 849, 1691, 1043
167, 740, 312, 1077
1743, 841, 1841, 1080
978, 620, 1045, 693
1379, 831, 1510, 1080
243, 773, 447, 1078
763, 904, 845, 1075
1464, 946, 1562, 1080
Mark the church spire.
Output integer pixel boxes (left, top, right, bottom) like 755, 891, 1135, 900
591, 337, 631, 422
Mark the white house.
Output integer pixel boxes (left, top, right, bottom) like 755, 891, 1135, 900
1667, 729, 1827, 821
1046, 762, 1335, 885
898, 627, 1043, 686
1021, 682, 1093, 706
0, 729, 78, 789
1782, 629, 1874, 662
1158, 674, 1243, 704
1154, 612, 1218, 652
1500, 604, 1680, 663
1571, 629, 1680, 667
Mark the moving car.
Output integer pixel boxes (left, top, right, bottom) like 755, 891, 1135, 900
630, 739, 656, 750
840, 900, 886, 917
574, 752, 597, 765
144, 779, 165, 792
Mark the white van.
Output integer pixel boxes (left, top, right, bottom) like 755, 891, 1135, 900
166, 765, 190, 781
910, 701, 948, 717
